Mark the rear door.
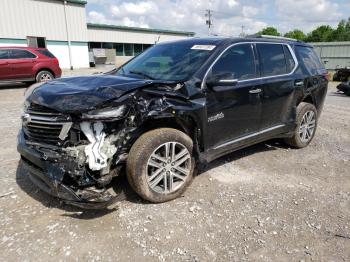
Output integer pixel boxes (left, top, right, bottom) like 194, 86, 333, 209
255, 43, 298, 133
8, 49, 37, 79
0, 49, 11, 80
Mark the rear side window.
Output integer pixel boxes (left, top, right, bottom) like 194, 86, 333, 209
211, 44, 256, 80
0, 50, 9, 59
283, 46, 296, 72
257, 44, 287, 77
295, 46, 324, 75
37, 49, 55, 58
9, 49, 36, 59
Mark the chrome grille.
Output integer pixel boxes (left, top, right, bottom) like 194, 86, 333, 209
23, 104, 72, 144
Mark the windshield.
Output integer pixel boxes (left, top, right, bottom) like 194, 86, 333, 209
115, 42, 216, 81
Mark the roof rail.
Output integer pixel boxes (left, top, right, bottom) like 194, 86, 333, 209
246, 34, 300, 42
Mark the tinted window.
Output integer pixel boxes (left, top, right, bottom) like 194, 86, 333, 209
212, 44, 256, 80
124, 44, 133, 56
134, 44, 143, 56
0, 50, 9, 59
37, 49, 55, 58
296, 46, 324, 75
283, 45, 295, 72
102, 42, 113, 49
9, 49, 36, 59
257, 44, 287, 76
114, 43, 124, 56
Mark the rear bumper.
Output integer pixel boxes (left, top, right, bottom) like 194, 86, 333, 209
17, 130, 120, 209
54, 67, 62, 78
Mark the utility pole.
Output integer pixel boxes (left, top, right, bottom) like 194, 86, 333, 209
205, 9, 213, 36
239, 25, 245, 37
63, 0, 73, 70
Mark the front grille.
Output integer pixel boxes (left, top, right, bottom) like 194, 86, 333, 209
23, 104, 72, 145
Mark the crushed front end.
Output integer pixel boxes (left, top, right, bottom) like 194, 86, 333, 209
18, 102, 132, 209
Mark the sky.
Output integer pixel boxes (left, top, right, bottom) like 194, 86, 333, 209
85, 0, 350, 36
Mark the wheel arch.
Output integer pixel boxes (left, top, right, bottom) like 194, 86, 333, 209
300, 95, 315, 106
135, 115, 201, 157
35, 68, 55, 78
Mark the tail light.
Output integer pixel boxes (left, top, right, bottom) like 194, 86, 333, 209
323, 72, 330, 81
54, 58, 59, 66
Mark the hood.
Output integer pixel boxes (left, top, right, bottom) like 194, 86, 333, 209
27, 75, 153, 113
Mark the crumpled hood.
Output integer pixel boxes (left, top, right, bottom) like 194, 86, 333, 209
27, 75, 153, 113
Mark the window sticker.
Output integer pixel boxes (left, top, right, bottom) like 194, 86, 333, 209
191, 45, 216, 51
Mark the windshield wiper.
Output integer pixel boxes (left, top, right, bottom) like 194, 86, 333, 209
129, 70, 155, 80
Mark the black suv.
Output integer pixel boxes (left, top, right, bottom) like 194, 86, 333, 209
18, 36, 328, 208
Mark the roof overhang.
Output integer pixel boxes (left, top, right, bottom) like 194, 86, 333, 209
87, 23, 195, 37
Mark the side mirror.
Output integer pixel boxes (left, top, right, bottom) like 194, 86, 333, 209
206, 72, 238, 91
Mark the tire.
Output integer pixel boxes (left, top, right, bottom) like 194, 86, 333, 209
36, 70, 54, 83
126, 128, 195, 203
284, 102, 318, 148
333, 73, 339, 81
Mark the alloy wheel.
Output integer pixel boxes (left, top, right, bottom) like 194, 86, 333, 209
299, 110, 316, 143
40, 73, 52, 82
146, 142, 191, 194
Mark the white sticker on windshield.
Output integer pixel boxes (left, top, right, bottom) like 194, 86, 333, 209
191, 45, 216, 51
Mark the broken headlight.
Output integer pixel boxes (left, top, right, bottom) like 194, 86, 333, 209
82, 105, 127, 119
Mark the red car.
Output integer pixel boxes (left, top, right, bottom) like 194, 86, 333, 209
0, 47, 61, 83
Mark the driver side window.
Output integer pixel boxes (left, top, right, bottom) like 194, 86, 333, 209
212, 44, 256, 81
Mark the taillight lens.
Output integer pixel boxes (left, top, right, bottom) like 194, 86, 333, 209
324, 72, 330, 81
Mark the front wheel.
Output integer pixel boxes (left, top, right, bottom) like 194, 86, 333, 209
126, 128, 195, 203
284, 102, 318, 148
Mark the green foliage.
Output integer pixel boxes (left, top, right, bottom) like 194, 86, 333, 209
284, 29, 306, 41
255, 17, 350, 42
258, 27, 281, 36
305, 25, 334, 42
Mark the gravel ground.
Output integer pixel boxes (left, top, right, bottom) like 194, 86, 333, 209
0, 78, 349, 261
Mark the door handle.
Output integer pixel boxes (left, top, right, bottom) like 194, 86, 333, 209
295, 80, 304, 86
249, 88, 262, 94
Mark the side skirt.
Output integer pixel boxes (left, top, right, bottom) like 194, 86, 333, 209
199, 124, 292, 163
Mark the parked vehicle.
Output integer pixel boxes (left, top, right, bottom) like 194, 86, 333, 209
333, 67, 350, 82
0, 47, 61, 83
18, 36, 328, 208
336, 81, 350, 96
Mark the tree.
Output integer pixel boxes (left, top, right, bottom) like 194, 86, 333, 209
331, 19, 350, 41
258, 27, 281, 36
305, 25, 334, 42
284, 29, 306, 41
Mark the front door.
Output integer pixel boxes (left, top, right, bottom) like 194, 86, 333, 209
205, 43, 262, 149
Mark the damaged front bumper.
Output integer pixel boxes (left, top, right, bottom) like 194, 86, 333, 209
17, 131, 123, 209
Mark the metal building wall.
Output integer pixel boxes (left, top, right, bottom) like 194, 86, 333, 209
311, 42, 350, 70
87, 27, 193, 44
0, 0, 88, 42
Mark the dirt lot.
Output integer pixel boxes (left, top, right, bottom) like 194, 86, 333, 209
0, 79, 349, 261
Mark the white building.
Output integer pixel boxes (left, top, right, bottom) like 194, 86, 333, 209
0, 0, 195, 69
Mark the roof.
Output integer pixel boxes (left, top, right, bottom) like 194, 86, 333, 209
310, 41, 350, 46
53, 0, 87, 5
86, 23, 195, 37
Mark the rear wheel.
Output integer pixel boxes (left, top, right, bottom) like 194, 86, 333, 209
36, 70, 54, 83
284, 102, 318, 148
126, 128, 194, 203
